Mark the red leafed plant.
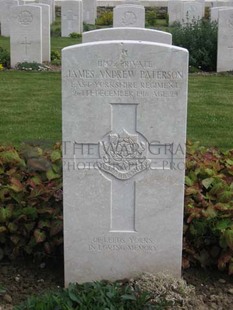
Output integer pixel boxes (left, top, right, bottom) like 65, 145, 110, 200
0, 141, 233, 276
0, 143, 63, 260
183, 141, 233, 275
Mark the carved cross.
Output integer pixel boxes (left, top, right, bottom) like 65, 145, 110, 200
20, 37, 31, 55
65, 103, 172, 232
63, 10, 78, 31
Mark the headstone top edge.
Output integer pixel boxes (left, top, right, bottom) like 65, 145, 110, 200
83, 27, 172, 37
62, 40, 188, 54
11, 4, 42, 10
115, 4, 144, 8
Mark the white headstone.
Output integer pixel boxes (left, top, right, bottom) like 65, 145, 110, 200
1, 0, 19, 37
113, 3, 145, 28
217, 8, 233, 72
168, 0, 204, 25
62, 40, 188, 284
10, 5, 42, 67
168, 1, 183, 26
213, 1, 233, 7
182, 1, 205, 24
210, 7, 221, 22
31, 3, 50, 62
36, 0, 55, 23
82, 27, 172, 44
61, 0, 83, 37
83, 0, 96, 24
210, 6, 233, 22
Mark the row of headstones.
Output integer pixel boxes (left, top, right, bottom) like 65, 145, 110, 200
62, 0, 206, 37
61, 0, 147, 37
0, 0, 55, 35
1, 0, 233, 72
62, 0, 98, 35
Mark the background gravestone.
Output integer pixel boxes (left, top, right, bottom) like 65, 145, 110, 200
61, 0, 83, 37
36, 0, 55, 23
82, 27, 172, 44
62, 40, 188, 284
168, 0, 204, 25
31, 3, 50, 62
210, 6, 233, 22
168, 0, 183, 26
182, 1, 204, 24
217, 8, 233, 72
83, 0, 96, 24
113, 3, 145, 28
0, 0, 19, 37
10, 5, 42, 67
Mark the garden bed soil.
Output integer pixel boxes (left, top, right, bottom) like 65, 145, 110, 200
0, 259, 233, 309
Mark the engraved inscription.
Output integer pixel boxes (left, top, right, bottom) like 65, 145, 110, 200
89, 236, 157, 252
18, 10, 33, 25
64, 56, 184, 99
122, 11, 137, 26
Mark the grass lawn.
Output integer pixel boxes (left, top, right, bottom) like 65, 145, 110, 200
188, 75, 233, 150
0, 71, 61, 145
0, 71, 232, 149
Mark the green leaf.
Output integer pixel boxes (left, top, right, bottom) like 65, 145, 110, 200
121, 294, 136, 301
0, 150, 24, 164
185, 176, 193, 186
46, 168, 60, 181
226, 159, 233, 166
202, 205, 217, 218
34, 229, 46, 243
68, 289, 81, 304
51, 150, 61, 162
214, 219, 232, 232
202, 177, 214, 189
218, 191, 233, 203
205, 168, 215, 176
209, 182, 225, 195
31, 176, 42, 185
0, 206, 13, 223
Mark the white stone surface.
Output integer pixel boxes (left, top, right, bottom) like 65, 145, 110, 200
83, 0, 96, 24
62, 40, 188, 284
210, 6, 233, 22
182, 1, 204, 24
210, 7, 221, 22
10, 5, 42, 67
168, 1, 183, 25
217, 8, 233, 72
0, 0, 19, 36
168, 0, 204, 25
36, 0, 55, 23
61, 0, 83, 37
83, 27, 172, 44
212, 1, 233, 7
113, 3, 145, 27
31, 3, 50, 62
